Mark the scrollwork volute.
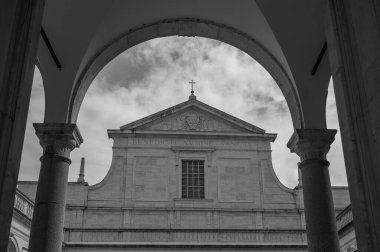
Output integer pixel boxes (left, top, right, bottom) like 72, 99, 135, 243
34, 123, 83, 164
287, 129, 337, 162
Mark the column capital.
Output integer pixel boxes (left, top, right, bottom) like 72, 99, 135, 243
287, 129, 337, 162
33, 123, 83, 163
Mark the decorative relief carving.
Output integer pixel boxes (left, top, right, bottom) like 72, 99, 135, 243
14, 189, 33, 220
143, 110, 241, 132
34, 123, 83, 163
183, 111, 201, 130
43, 145, 72, 159
287, 129, 337, 162
336, 206, 353, 230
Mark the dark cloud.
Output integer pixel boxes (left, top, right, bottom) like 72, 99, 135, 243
256, 107, 268, 116
273, 100, 288, 115
135, 94, 151, 108
170, 51, 180, 62
242, 91, 289, 118
202, 54, 210, 62
99, 56, 151, 89
253, 93, 275, 103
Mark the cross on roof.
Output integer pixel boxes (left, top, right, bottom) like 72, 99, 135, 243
189, 80, 196, 95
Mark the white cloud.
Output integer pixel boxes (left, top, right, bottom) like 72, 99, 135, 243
19, 37, 347, 188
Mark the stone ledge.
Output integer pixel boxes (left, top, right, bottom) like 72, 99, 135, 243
64, 228, 307, 232
173, 198, 214, 202
64, 229, 307, 244
63, 242, 308, 249
65, 206, 301, 213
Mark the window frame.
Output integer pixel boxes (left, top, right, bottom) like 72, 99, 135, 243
178, 156, 208, 199
172, 147, 215, 201
181, 159, 206, 199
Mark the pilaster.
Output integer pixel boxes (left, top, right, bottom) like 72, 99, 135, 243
0, 1, 45, 250
325, 1, 380, 251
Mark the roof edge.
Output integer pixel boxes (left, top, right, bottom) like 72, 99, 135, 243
119, 99, 267, 134
107, 130, 277, 142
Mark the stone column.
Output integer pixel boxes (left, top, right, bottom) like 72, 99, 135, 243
288, 129, 339, 252
0, 1, 45, 250
29, 123, 82, 252
325, 1, 380, 251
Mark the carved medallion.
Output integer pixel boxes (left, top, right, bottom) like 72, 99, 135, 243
184, 112, 201, 130
143, 110, 241, 132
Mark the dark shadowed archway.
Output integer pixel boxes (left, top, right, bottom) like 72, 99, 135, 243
68, 18, 304, 129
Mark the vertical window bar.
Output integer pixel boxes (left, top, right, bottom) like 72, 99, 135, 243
181, 160, 205, 199
185, 160, 188, 198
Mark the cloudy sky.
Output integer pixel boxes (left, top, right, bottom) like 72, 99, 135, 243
19, 36, 347, 188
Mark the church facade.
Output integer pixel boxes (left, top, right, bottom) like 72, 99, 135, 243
19, 96, 350, 251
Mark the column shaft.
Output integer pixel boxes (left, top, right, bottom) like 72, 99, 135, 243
300, 159, 340, 251
325, 1, 380, 251
288, 129, 339, 252
0, 1, 44, 250
29, 156, 70, 251
29, 124, 82, 252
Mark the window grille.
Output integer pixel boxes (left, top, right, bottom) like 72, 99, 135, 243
181, 160, 205, 199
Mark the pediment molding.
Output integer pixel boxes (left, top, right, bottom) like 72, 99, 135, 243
120, 99, 266, 134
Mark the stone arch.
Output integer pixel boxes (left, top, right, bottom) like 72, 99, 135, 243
7, 236, 18, 252
34, 62, 47, 121
69, 18, 304, 128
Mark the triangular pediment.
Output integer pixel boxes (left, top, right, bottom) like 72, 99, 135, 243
138, 107, 249, 132
120, 99, 266, 134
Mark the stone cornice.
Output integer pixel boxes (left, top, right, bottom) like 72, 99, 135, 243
65, 205, 301, 213
336, 204, 353, 232
63, 242, 308, 249
118, 99, 267, 134
287, 129, 337, 162
108, 130, 277, 142
171, 146, 215, 152
62, 228, 307, 248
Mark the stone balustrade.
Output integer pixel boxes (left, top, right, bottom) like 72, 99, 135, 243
14, 189, 34, 220
336, 205, 353, 231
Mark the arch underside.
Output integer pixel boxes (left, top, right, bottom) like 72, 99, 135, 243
69, 19, 304, 129
7, 237, 18, 252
